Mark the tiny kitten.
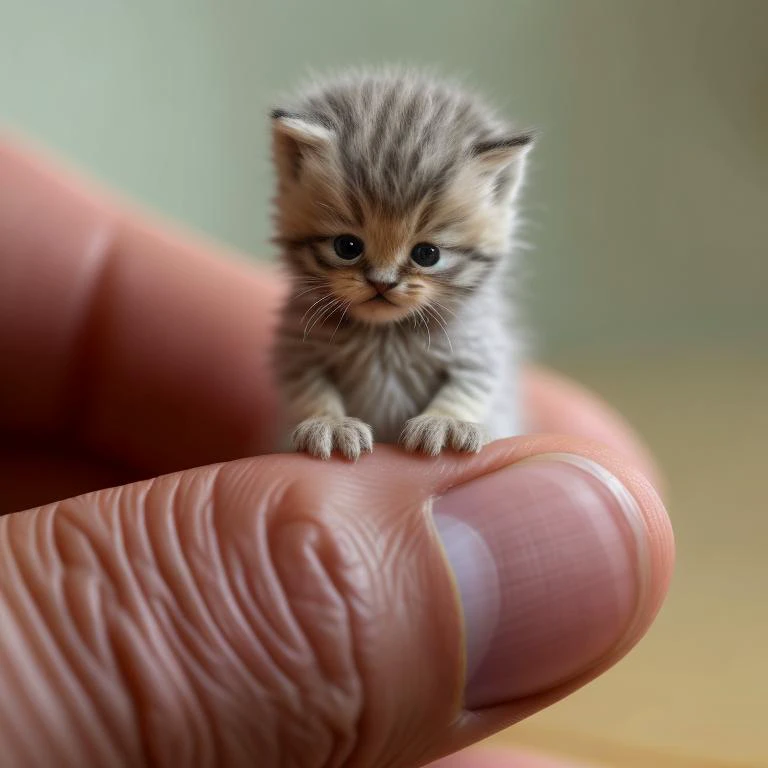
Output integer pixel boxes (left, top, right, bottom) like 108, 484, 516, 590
270, 69, 533, 460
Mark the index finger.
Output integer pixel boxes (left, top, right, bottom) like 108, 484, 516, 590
0, 137, 286, 473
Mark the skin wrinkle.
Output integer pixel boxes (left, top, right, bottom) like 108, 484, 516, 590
207, 468, 294, 688
101, 481, 202, 766
38, 507, 100, 725
144, 614, 224, 764
198, 471, 291, 758
106, 598, 192, 766
122, 493, 217, 761
204, 466, 369, 766
47, 500, 133, 761
2, 502, 138, 765
255, 488, 328, 681
271, 519, 362, 766
159, 468, 355, 764
268, 491, 369, 766
314, 529, 392, 765
0, 513, 70, 759
0, 596, 64, 765
73, 479, 216, 766
154, 470, 236, 765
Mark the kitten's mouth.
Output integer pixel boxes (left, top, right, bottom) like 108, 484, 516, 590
348, 292, 410, 324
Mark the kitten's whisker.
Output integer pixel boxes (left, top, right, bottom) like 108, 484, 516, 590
426, 299, 452, 327
305, 298, 343, 338
432, 313, 454, 352
318, 300, 347, 336
301, 294, 333, 320
301, 293, 334, 323
306, 297, 339, 333
424, 303, 454, 353
293, 283, 327, 299
302, 296, 336, 340
330, 301, 351, 342
296, 284, 328, 297
429, 297, 456, 318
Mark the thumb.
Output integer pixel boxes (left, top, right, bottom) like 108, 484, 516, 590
0, 440, 673, 768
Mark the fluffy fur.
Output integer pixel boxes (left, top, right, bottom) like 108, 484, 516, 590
270, 68, 532, 459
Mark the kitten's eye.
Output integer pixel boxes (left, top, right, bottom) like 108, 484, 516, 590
411, 243, 440, 267
333, 234, 365, 260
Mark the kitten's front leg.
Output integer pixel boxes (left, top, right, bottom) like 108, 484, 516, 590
286, 374, 373, 461
401, 376, 491, 456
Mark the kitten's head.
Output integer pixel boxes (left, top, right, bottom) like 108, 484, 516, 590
270, 70, 533, 325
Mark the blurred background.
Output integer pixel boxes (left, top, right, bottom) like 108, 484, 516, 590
1, 1, 766, 766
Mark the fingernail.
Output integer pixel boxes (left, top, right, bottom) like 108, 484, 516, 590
433, 453, 649, 710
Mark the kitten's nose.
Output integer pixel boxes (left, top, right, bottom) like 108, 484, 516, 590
368, 279, 398, 294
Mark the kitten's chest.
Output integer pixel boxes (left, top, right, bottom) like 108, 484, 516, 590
327, 330, 448, 442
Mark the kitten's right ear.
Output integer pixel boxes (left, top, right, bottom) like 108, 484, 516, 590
470, 131, 535, 202
270, 110, 333, 181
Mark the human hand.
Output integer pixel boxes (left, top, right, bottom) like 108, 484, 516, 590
0, 139, 673, 767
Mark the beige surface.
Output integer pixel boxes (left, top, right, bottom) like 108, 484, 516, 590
488, 353, 768, 767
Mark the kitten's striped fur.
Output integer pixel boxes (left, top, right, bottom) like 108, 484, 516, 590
271, 69, 532, 459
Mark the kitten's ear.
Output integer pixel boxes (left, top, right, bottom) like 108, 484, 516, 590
470, 132, 535, 201
270, 109, 333, 181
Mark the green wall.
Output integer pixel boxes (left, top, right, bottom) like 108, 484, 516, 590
2, 1, 766, 354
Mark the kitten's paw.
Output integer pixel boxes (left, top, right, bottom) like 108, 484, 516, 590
400, 415, 487, 456
292, 417, 373, 461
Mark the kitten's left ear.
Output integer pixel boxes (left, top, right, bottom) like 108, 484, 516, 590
471, 131, 535, 201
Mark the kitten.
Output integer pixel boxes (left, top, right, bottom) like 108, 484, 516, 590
270, 69, 533, 460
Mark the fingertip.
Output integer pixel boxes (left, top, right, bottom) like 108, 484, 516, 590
522, 364, 665, 496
